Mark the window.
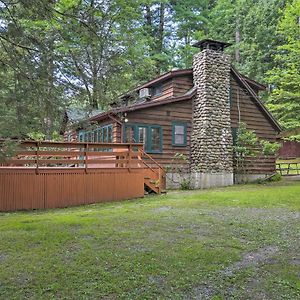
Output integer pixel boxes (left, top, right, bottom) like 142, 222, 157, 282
98, 128, 103, 142
151, 127, 161, 151
108, 126, 113, 142
125, 126, 135, 143
172, 122, 187, 146
78, 124, 113, 143
103, 126, 108, 142
138, 127, 147, 146
87, 132, 94, 142
152, 83, 163, 97
78, 131, 84, 142
124, 124, 163, 153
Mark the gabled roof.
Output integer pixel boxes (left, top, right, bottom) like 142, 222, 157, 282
279, 127, 300, 138
237, 72, 266, 91
66, 107, 102, 124
119, 67, 265, 99
230, 67, 281, 132
89, 89, 196, 122
119, 69, 193, 98
90, 67, 280, 132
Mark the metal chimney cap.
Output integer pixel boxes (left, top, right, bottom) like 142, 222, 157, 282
192, 39, 232, 52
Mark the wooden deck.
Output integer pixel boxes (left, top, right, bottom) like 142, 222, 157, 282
0, 140, 165, 212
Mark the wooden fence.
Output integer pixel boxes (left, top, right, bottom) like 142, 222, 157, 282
276, 162, 300, 176
0, 140, 158, 211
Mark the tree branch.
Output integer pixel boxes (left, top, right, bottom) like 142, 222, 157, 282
0, 35, 39, 52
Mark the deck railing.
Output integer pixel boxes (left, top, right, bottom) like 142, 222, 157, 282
0, 140, 145, 172
0, 140, 166, 211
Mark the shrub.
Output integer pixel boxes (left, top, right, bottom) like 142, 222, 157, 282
180, 178, 191, 190
269, 173, 282, 182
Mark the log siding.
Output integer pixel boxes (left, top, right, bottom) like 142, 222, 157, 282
77, 74, 279, 176
230, 76, 278, 174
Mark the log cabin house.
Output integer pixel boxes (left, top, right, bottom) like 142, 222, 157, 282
64, 40, 282, 189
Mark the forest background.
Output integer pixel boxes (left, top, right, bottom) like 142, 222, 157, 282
0, 0, 299, 139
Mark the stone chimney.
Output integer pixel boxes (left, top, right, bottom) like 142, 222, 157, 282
191, 39, 234, 188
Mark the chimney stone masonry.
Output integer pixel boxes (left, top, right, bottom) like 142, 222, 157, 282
190, 40, 234, 188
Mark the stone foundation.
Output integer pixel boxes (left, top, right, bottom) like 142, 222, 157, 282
166, 172, 234, 189
191, 172, 234, 189
166, 173, 191, 189
234, 173, 271, 184
166, 172, 277, 189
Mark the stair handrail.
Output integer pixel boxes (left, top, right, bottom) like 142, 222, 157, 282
126, 137, 164, 173
139, 148, 165, 194
139, 148, 164, 172
139, 155, 155, 172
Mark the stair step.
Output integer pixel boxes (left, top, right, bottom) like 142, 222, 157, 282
144, 177, 151, 179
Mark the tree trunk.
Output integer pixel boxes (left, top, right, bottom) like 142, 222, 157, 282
158, 2, 165, 53
235, 18, 241, 63
145, 5, 152, 27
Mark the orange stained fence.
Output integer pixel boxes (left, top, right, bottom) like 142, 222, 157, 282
0, 140, 150, 211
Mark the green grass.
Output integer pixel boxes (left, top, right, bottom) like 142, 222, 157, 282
1, 182, 300, 299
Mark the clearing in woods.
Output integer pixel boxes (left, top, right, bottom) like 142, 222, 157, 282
0, 181, 300, 299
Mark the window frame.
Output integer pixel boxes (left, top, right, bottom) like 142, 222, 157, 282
151, 83, 163, 97
172, 121, 187, 147
78, 124, 113, 143
78, 131, 84, 142
123, 123, 163, 154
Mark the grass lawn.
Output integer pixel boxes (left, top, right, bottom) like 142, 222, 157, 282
1, 182, 300, 299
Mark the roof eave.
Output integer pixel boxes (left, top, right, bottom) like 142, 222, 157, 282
119, 69, 193, 99
90, 91, 196, 122
231, 67, 282, 132
242, 75, 267, 91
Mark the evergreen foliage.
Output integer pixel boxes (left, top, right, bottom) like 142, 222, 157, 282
0, 0, 299, 138
266, 0, 300, 130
